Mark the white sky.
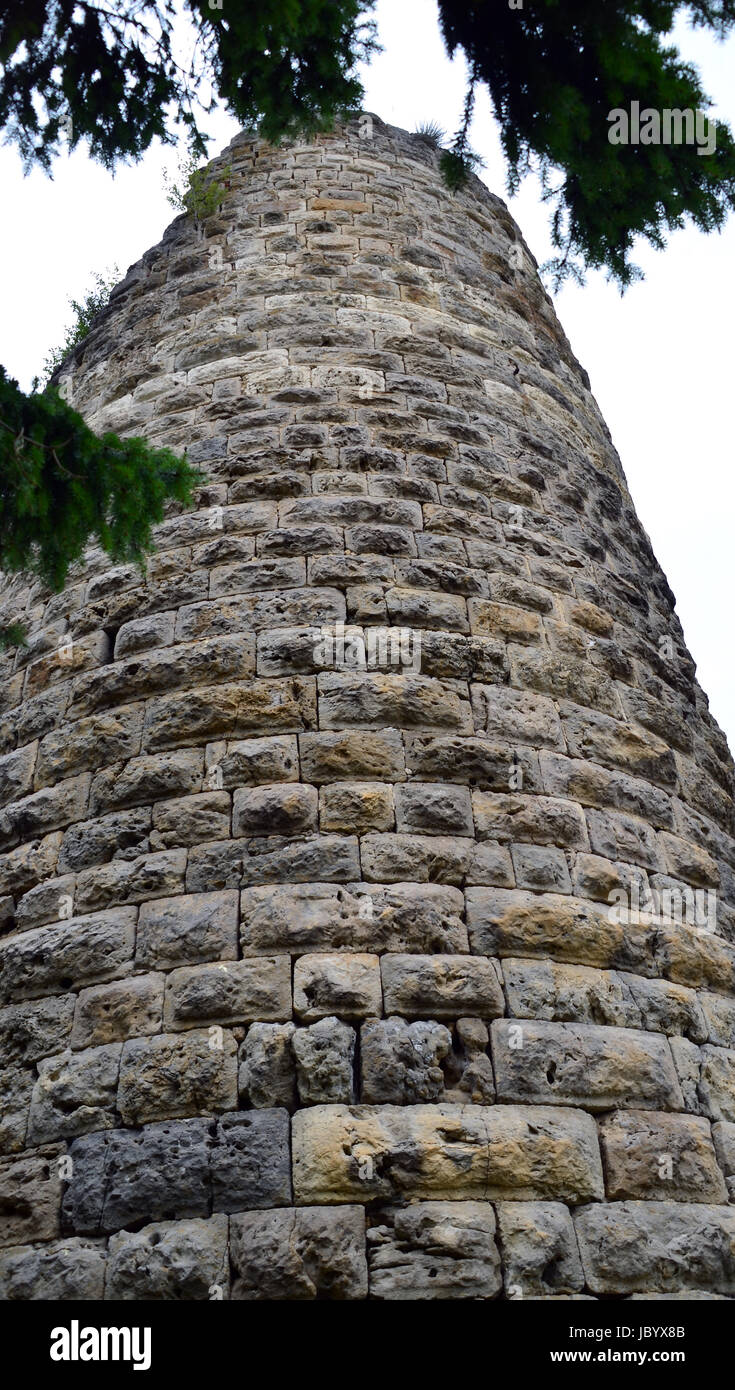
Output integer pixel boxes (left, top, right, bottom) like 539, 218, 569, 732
0, 0, 732, 749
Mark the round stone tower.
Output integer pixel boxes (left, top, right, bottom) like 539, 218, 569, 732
1, 115, 735, 1301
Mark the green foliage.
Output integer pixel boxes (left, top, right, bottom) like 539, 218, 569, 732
437, 0, 735, 286
5, 1, 734, 284
0, 368, 202, 593
0, 623, 27, 652
164, 153, 232, 221
42, 267, 120, 385
414, 121, 446, 148
0, 1, 377, 171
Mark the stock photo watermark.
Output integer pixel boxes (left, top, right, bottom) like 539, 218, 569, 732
313, 621, 421, 673
608, 102, 716, 155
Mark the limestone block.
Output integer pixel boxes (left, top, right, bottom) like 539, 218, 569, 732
472, 792, 588, 849
63, 1111, 291, 1233
0, 995, 75, 1066
136, 890, 239, 969
466, 888, 656, 977
294, 953, 382, 1021
0, 1238, 105, 1300
0, 743, 37, 808
470, 685, 564, 749
0, 1066, 33, 1154
151, 791, 230, 847
220, 735, 299, 787
15, 873, 77, 930
210, 1111, 292, 1212
69, 634, 255, 718
71, 974, 164, 1048
0, 830, 63, 898
114, 611, 176, 658
118, 1028, 238, 1124
0, 773, 91, 848
503, 958, 707, 1041
164, 956, 292, 1028
319, 782, 395, 833
491, 1020, 684, 1112
241, 882, 467, 955
318, 673, 472, 733
107, 1216, 229, 1300
394, 782, 473, 836
143, 677, 317, 751
28, 1044, 122, 1143
575, 1202, 735, 1295
239, 1023, 296, 1110
360, 1019, 451, 1104
598, 1110, 728, 1202
405, 735, 541, 794
90, 749, 203, 815
299, 729, 406, 783
232, 783, 318, 836
58, 806, 151, 867
230, 1206, 367, 1299
511, 844, 572, 894
292, 1104, 604, 1205
0, 907, 136, 1001
292, 1017, 356, 1104
699, 991, 735, 1048
35, 706, 144, 787
367, 1201, 500, 1299
74, 847, 187, 912
0, 1146, 63, 1245
496, 1202, 584, 1297
381, 954, 504, 1019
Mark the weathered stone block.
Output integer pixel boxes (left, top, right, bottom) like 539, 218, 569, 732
164, 956, 292, 1028
292, 1017, 356, 1104
0, 1146, 63, 1245
233, 783, 318, 836
575, 1202, 735, 1294
394, 782, 473, 836
496, 1202, 584, 1297
28, 1044, 122, 1143
294, 953, 381, 1021
491, 1020, 684, 1111
74, 847, 187, 912
319, 782, 395, 833
0, 1237, 105, 1300
0, 907, 136, 1001
63, 1121, 212, 1233
598, 1110, 728, 1202
361, 1019, 451, 1104
367, 1201, 500, 1300
230, 1205, 367, 1299
239, 1023, 296, 1110
210, 1110, 292, 1212
241, 882, 467, 955
107, 1215, 229, 1300
0, 995, 75, 1066
219, 734, 299, 787
292, 1104, 604, 1204
299, 729, 406, 783
151, 791, 230, 847
136, 890, 238, 969
503, 958, 707, 1041
381, 954, 504, 1019
71, 974, 164, 1049
118, 1028, 238, 1124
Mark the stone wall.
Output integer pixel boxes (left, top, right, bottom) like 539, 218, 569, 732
1, 115, 734, 1299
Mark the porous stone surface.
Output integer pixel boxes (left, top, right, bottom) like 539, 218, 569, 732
1, 114, 734, 1299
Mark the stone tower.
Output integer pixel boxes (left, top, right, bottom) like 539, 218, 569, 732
1, 115, 734, 1301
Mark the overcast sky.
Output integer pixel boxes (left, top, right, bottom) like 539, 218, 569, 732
1, 0, 732, 749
